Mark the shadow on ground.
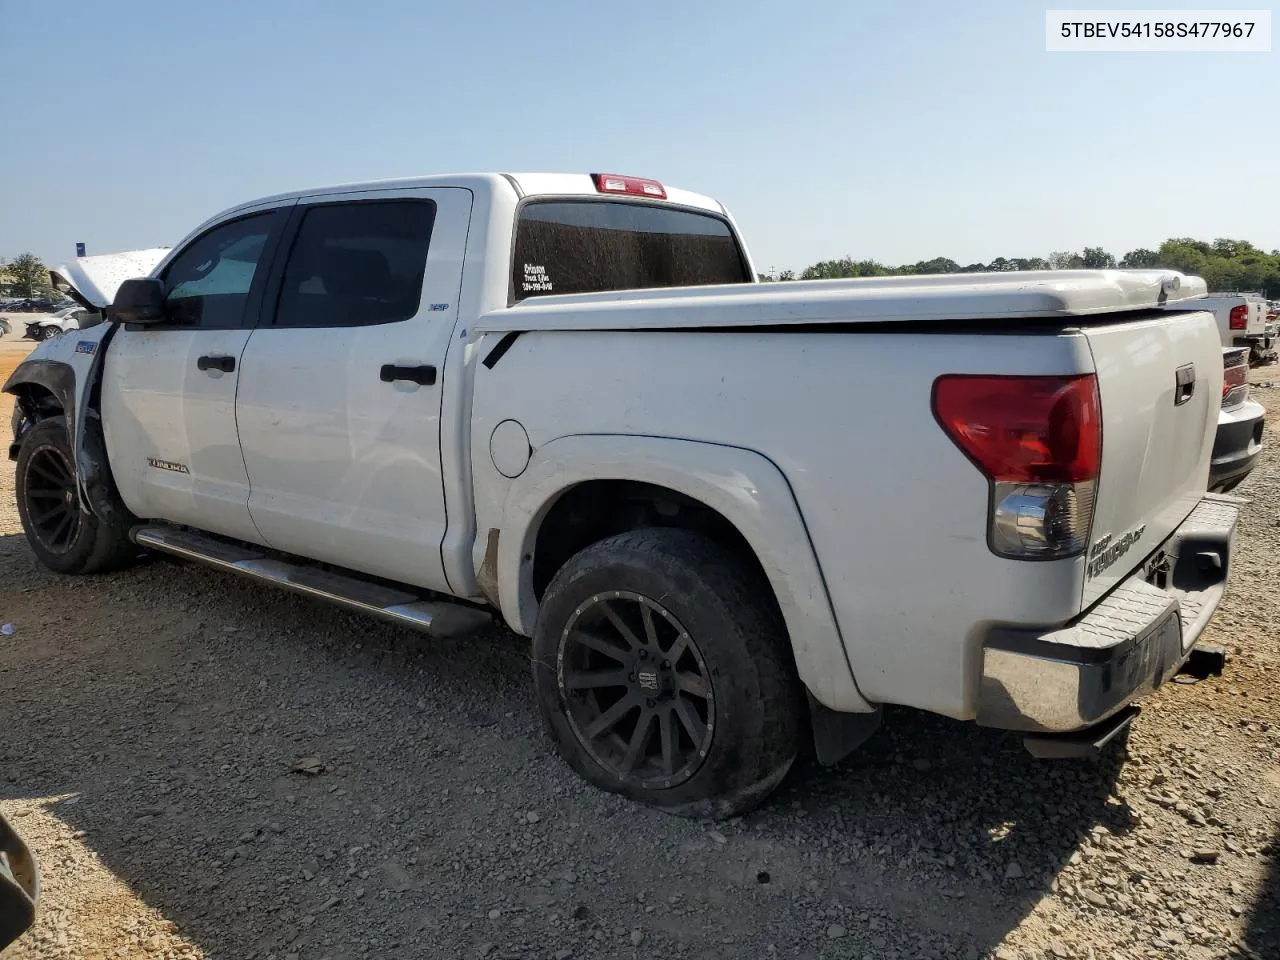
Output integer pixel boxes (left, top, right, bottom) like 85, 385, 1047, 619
0, 533, 1162, 959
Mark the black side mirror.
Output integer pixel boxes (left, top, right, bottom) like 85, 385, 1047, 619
108, 278, 167, 326
0, 812, 38, 950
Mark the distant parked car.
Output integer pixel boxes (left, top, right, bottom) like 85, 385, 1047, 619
23, 306, 96, 341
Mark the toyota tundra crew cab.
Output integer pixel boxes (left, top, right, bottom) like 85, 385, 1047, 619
4, 172, 1240, 817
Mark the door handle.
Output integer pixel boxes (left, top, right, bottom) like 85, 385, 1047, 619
197, 355, 236, 373
380, 364, 437, 386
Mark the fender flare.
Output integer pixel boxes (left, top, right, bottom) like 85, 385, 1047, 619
4, 327, 134, 529
3, 359, 77, 459
497, 433, 873, 714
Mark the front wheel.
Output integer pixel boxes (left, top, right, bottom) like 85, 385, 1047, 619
532, 528, 804, 819
15, 417, 137, 574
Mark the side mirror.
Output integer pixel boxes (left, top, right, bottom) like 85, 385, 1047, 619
108, 278, 167, 326
0, 813, 38, 950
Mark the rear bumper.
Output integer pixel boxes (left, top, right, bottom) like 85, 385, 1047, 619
976, 496, 1239, 734
1209, 399, 1265, 492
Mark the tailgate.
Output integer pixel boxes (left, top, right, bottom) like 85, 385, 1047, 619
1080, 309, 1222, 608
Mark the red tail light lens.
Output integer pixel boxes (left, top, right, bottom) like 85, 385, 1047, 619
1229, 305, 1248, 330
1223, 362, 1247, 398
933, 375, 1101, 560
932, 375, 1102, 484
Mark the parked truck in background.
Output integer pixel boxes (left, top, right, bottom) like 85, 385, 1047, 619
1178, 293, 1277, 365
4, 172, 1241, 817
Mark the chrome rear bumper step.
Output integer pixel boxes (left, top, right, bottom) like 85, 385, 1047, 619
131, 524, 491, 639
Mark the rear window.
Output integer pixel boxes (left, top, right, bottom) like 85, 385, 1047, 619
511, 200, 749, 302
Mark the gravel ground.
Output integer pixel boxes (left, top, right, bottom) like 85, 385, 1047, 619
0, 357, 1276, 960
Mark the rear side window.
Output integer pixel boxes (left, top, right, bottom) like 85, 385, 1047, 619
274, 200, 436, 327
511, 200, 749, 302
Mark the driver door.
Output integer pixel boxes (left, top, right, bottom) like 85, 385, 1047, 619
101, 204, 292, 542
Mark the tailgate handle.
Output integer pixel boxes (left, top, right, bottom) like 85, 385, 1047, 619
1174, 364, 1195, 406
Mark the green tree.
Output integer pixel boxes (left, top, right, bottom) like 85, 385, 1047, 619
1120, 248, 1160, 268
1048, 251, 1083, 270
800, 257, 895, 280
1080, 247, 1116, 269
5, 252, 50, 297
907, 257, 960, 274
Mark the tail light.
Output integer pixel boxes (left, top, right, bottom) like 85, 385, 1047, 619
1222, 351, 1249, 406
1229, 305, 1248, 330
932, 374, 1101, 560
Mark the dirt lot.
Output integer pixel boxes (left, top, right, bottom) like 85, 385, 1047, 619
0, 341, 1277, 960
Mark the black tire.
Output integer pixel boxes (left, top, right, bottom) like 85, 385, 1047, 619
36, 326, 59, 341
532, 528, 805, 819
15, 416, 137, 575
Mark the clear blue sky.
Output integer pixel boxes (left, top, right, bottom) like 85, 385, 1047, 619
2, 0, 1276, 273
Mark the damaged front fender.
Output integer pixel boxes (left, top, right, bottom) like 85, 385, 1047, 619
3, 324, 134, 528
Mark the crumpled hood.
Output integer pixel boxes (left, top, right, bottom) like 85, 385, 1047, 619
49, 247, 169, 309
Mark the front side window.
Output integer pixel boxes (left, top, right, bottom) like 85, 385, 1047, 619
273, 200, 436, 328
511, 201, 749, 302
163, 213, 276, 327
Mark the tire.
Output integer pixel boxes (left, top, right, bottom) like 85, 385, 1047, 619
15, 416, 137, 575
36, 326, 59, 341
532, 528, 805, 819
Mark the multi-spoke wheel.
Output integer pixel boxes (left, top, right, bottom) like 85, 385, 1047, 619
533, 528, 804, 819
15, 416, 137, 575
559, 591, 714, 789
22, 445, 83, 554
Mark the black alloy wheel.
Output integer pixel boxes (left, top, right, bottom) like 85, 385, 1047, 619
557, 590, 715, 790
21, 444, 82, 554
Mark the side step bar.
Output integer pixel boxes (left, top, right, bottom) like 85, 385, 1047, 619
131, 524, 492, 639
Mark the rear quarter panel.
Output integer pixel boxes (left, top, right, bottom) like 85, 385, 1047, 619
471, 328, 1100, 720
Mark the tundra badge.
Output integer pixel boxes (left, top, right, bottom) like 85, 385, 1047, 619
1088, 524, 1147, 579
147, 457, 190, 475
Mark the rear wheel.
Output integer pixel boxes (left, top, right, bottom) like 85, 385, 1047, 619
532, 528, 804, 818
15, 417, 137, 574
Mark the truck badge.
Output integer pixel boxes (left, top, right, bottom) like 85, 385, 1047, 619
147, 457, 190, 475
1087, 524, 1146, 578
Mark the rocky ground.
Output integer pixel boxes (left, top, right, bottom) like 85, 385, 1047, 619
0, 343, 1276, 959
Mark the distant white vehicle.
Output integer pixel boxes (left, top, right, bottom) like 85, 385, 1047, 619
22, 306, 94, 342
1174, 293, 1276, 364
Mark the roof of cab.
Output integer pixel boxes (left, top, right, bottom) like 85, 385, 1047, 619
217, 173, 725, 221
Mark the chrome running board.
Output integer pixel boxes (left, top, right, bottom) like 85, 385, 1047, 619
131, 524, 492, 639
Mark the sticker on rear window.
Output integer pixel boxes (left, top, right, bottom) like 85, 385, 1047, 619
522, 264, 554, 294
75, 340, 96, 355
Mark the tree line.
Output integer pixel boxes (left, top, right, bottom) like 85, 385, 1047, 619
760, 238, 1280, 298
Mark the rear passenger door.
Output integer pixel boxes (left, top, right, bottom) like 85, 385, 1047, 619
234, 188, 473, 593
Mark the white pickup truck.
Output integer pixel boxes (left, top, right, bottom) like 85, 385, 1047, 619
5, 172, 1240, 817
